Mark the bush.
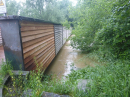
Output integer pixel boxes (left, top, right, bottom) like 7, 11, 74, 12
68, 60, 130, 97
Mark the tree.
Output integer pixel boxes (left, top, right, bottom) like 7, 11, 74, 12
96, 0, 130, 59
20, 0, 72, 23
6, 0, 21, 15
6, 0, 72, 24
66, 0, 130, 59
68, 0, 113, 51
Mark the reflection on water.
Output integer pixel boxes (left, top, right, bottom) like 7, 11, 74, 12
45, 40, 96, 79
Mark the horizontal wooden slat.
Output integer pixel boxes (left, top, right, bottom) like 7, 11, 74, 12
22, 31, 54, 42
32, 51, 55, 71
20, 21, 53, 27
22, 34, 54, 48
25, 46, 55, 70
24, 46, 55, 70
42, 51, 55, 67
21, 29, 54, 37
25, 45, 55, 69
31, 48, 55, 71
21, 26, 54, 32
23, 39, 54, 60
43, 53, 55, 69
36, 47, 55, 64
25, 44, 55, 66
39, 48, 55, 65
23, 37, 54, 54
24, 41, 54, 63
21, 21, 56, 71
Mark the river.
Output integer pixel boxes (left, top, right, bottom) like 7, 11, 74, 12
45, 40, 96, 79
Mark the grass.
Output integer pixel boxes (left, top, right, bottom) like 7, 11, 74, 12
0, 60, 12, 87
68, 61, 130, 97
0, 51, 130, 97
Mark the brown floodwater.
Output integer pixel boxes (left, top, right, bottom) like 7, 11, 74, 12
45, 40, 97, 79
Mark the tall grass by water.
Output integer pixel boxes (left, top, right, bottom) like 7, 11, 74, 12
0, 53, 130, 97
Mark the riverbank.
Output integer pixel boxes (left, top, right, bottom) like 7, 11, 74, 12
1, 54, 130, 97
45, 40, 98, 80
0, 44, 130, 97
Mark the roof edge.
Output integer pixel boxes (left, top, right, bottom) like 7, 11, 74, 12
0, 15, 62, 25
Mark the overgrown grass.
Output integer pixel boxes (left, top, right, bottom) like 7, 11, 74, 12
68, 62, 130, 96
24, 66, 73, 96
67, 51, 130, 97
26, 54, 130, 97
1, 52, 130, 97
0, 61, 13, 87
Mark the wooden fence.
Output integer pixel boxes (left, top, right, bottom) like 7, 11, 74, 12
0, 16, 71, 71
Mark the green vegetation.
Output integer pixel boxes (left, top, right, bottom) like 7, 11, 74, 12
6, 0, 72, 23
64, 0, 130, 96
0, 62, 73, 96
65, 0, 130, 60
1, 0, 130, 97
68, 56, 130, 97
0, 58, 130, 97
0, 61, 12, 87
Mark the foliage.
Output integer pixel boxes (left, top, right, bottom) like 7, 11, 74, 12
96, 0, 130, 59
0, 61, 13, 87
68, 60, 130, 97
67, 0, 113, 52
5, 0, 72, 24
1, 0, 130, 96
1, 61, 73, 96
67, 0, 130, 59
1, 59, 129, 97
6, 0, 21, 15
42, 78, 72, 95
4, 71, 26, 96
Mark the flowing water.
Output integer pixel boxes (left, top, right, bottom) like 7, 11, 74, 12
45, 40, 97, 79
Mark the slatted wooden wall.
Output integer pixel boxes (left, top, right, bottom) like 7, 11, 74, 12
54, 25, 63, 55
20, 21, 56, 71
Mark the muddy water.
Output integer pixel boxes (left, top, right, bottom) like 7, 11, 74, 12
45, 41, 97, 79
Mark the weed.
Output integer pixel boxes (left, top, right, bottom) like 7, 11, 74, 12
68, 58, 130, 97
0, 60, 12, 87
1, 52, 130, 97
